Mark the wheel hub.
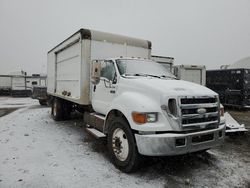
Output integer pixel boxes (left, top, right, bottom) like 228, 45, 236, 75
112, 128, 129, 161
113, 137, 122, 154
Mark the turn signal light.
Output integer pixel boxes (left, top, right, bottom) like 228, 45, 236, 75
132, 112, 158, 124
132, 112, 146, 124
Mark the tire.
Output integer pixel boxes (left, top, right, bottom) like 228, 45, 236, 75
194, 148, 210, 155
39, 99, 47, 106
107, 117, 141, 173
63, 101, 72, 120
51, 98, 64, 121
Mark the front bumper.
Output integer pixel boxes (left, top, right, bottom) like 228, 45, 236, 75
135, 123, 225, 156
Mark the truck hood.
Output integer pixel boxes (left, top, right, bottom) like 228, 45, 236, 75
125, 78, 217, 97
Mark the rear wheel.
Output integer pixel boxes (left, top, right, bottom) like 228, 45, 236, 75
63, 101, 72, 120
39, 99, 47, 106
51, 98, 64, 121
107, 117, 141, 173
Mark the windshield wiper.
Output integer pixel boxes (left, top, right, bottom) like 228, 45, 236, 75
124, 73, 146, 77
144, 74, 161, 78
124, 73, 161, 78
124, 73, 177, 79
160, 75, 177, 79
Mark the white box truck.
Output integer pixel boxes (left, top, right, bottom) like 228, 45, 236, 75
151, 55, 174, 72
47, 29, 225, 172
173, 65, 206, 85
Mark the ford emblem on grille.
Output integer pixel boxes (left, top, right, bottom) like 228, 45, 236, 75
197, 108, 207, 114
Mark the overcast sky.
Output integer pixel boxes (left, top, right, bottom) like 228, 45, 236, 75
0, 0, 250, 75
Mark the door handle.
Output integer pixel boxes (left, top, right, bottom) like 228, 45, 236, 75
93, 85, 96, 92
110, 90, 115, 94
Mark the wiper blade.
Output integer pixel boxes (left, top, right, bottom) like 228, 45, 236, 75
124, 73, 176, 79
160, 75, 177, 79
145, 74, 161, 78
123, 73, 147, 77
124, 73, 161, 78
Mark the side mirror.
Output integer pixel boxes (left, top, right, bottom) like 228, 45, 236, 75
91, 60, 101, 85
112, 73, 117, 84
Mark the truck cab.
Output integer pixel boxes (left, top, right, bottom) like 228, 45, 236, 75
87, 57, 225, 172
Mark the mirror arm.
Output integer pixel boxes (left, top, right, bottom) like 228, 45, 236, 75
112, 73, 117, 84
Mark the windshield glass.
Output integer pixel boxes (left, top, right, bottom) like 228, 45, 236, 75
116, 59, 175, 78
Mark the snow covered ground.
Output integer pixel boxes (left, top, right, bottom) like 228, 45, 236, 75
0, 97, 249, 188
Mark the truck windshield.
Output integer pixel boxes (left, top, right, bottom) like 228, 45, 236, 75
116, 59, 176, 79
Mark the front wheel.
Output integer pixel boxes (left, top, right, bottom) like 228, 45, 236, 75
107, 117, 141, 173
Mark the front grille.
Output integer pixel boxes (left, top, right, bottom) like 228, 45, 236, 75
182, 107, 217, 115
181, 98, 217, 104
180, 97, 219, 128
182, 116, 218, 125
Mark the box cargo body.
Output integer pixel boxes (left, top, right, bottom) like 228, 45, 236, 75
206, 69, 250, 108
151, 55, 174, 72
47, 29, 151, 105
173, 65, 206, 85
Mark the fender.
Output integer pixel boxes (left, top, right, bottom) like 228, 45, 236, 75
104, 91, 171, 133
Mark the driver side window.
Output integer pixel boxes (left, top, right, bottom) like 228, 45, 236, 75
100, 61, 116, 81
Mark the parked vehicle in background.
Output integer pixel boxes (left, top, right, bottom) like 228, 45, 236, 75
206, 69, 250, 108
47, 28, 225, 172
29, 75, 48, 105
151, 55, 174, 72
0, 75, 12, 96
173, 65, 206, 86
26, 74, 46, 89
32, 86, 49, 105
11, 75, 31, 97
0, 74, 47, 97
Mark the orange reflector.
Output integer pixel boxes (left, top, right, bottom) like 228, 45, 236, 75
132, 112, 146, 124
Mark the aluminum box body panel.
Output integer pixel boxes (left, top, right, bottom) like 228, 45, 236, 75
47, 29, 151, 105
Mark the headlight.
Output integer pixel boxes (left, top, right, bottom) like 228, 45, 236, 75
132, 112, 158, 124
146, 113, 158, 122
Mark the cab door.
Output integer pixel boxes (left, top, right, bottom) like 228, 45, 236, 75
92, 60, 117, 115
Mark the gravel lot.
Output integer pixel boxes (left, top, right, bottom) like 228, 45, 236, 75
0, 97, 249, 188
